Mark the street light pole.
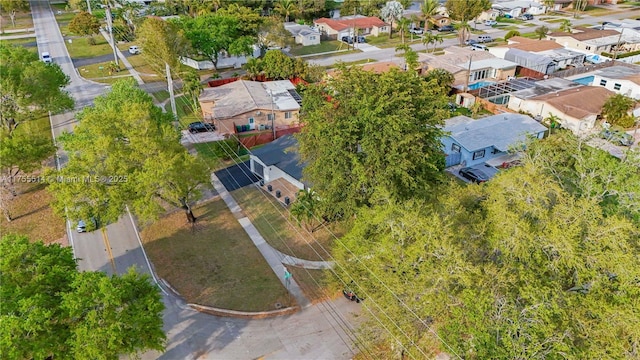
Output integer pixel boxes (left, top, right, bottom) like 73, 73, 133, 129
270, 90, 276, 140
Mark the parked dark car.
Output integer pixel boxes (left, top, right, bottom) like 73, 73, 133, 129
459, 167, 490, 183
600, 129, 634, 146
519, 13, 533, 20
464, 38, 478, 45
342, 35, 365, 43
188, 121, 215, 133
438, 25, 455, 32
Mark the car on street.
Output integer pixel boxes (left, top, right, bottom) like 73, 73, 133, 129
76, 218, 98, 233
464, 38, 478, 45
409, 27, 424, 35
459, 167, 490, 183
484, 20, 497, 26
470, 43, 488, 51
600, 129, 634, 146
188, 121, 215, 133
128, 45, 140, 55
478, 35, 492, 43
519, 13, 533, 20
41, 51, 52, 63
341, 35, 365, 43
438, 25, 455, 32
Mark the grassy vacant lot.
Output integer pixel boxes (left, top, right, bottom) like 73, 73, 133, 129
231, 186, 345, 261
0, 12, 33, 32
65, 36, 113, 58
140, 199, 291, 311
125, 53, 162, 82
365, 34, 422, 48
0, 37, 37, 48
288, 40, 346, 56
77, 60, 132, 83
285, 266, 332, 302
0, 113, 65, 244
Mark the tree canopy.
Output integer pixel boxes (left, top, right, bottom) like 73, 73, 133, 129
601, 93, 636, 128
296, 66, 448, 219
68, 11, 101, 37
332, 133, 640, 358
0, 0, 29, 27
47, 80, 210, 226
136, 17, 189, 76
0, 234, 166, 359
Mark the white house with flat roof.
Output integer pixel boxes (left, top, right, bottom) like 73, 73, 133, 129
442, 113, 547, 168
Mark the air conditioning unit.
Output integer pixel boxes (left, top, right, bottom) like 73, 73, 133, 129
256, 111, 262, 115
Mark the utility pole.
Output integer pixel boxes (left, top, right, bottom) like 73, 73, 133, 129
464, 54, 473, 93
270, 90, 276, 140
86, 0, 92, 14
105, 5, 118, 66
613, 28, 624, 61
166, 63, 177, 119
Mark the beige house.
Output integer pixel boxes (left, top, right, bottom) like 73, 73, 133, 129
420, 47, 517, 90
508, 85, 614, 134
199, 80, 301, 135
314, 16, 389, 40
547, 28, 621, 54
284, 22, 321, 46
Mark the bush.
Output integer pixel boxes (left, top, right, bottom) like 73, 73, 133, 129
504, 30, 520, 40
87, 36, 96, 45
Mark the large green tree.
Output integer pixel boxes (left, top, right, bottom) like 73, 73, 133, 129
445, 0, 491, 44
273, 0, 298, 22
0, 44, 72, 221
0, 234, 165, 359
0, 0, 29, 27
136, 17, 188, 77
420, 0, 439, 30
68, 11, 101, 44
177, 13, 255, 69
47, 80, 210, 225
257, 16, 294, 55
333, 146, 640, 358
297, 66, 448, 219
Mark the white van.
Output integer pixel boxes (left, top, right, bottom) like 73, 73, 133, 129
478, 35, 492, 43
470, 43, 488, 51
128, 46, 140, 55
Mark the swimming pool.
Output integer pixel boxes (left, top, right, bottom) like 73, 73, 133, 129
468, 81, 495, 90
572, 75, 594, 85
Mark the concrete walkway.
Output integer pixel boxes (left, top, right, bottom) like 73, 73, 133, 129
0, 33, 35, 40
211, 173, 315, 308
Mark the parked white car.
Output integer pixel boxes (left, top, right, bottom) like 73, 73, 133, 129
484, 20, 497, 26
128, 46, 140, 55
409, 27, 424, 35
41, 52, 52, 63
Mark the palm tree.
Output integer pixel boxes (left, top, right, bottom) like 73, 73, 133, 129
397, 18, 411, 44
602, 94, 637, 128
559, 19, 572, 33
274, 0, 298, 22
420, 0, 439, 30
380, 1, 404, 39
182, 69, 202, 111
543, 0, 555, 13
534, 25, 549, 40
421, 32, 442, 53
457, 22, 471, 46
243, 57, 263, 81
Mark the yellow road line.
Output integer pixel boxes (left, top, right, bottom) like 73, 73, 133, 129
102, 228, 117, 273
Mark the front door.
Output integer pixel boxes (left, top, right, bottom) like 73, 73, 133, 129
248, 117, 255, 130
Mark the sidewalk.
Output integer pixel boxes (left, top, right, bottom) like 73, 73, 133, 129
210, 173, 328, 308
99, 28, 144, 85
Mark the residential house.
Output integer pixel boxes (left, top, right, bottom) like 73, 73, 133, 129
536, 0, 572, 11
571, 65, 640, 99
547, 28, 622, 54
508, 84, 614, 134
420, 47, 517, 90
314, 16, 389, 40
491, 1, 546, 17
284, 22, 321, 46
429, 15, 451, 29
442, 113, 547, 168
250, 135, 306, 200
199, 80, 302, 135
488, 36, 585, 73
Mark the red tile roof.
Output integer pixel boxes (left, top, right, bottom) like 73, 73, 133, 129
315, 16, 387, 31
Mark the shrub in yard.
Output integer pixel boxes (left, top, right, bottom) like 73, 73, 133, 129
504, 30, 520, 40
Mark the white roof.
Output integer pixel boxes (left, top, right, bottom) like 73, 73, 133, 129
457, 58, 518, 71
444, 113, 547, 152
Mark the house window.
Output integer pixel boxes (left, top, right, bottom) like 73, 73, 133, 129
249, 117, 254, 124
600, 79, 607, 86
472, 149, 485, 160
267, 113, 274, 121
285, 111, 292, 119
614, 83, 621, 90
451, 143, 461, 153
586, 46, 591, 50
310, 36, 316, 40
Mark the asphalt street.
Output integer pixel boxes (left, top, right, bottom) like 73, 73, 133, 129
31, 1, 361, 359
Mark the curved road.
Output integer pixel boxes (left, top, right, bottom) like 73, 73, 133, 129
30, 1, 361, 359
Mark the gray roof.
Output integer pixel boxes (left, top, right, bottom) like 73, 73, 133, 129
251, 135, 304, 181
444, 113, 547, 152
510, 78, 581, 100
593, 65, 640, 79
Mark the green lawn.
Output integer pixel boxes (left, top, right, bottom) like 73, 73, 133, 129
324, 58, 377, 70
0, 12, 33, 32
231, 186, 344, 261
77, 60, 133, 84
365, 34, 422, 48
0, 37, 37, 48
193, 141, 250, 171
65, 36, 113, 59
140, 199, 292, 310
285, 266, 332, 303
288, 40, 347, 56
152, 90, 170, 103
